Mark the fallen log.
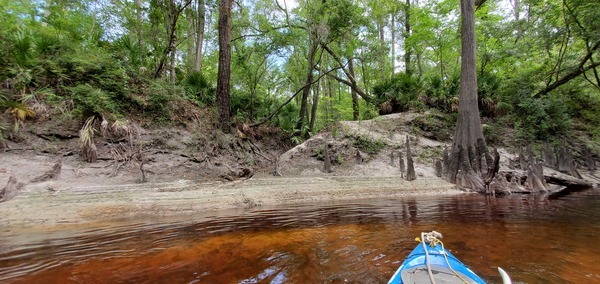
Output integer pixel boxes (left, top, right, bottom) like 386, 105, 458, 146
545, 174, 593, 188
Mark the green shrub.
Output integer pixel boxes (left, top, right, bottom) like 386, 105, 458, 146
182, 71, 215, 106
412, 113, 454, 141
373, 72, 424, 113
69, 84, 119, 118
423, 74, 459, 113
353, 136, 386, 154
513, 95, 570, 142
145, 82, 184, 124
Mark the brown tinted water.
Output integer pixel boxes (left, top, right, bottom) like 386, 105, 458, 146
1, 189, 600, 283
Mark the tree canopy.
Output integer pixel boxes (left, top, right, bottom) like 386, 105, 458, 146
0, 0, 598, 150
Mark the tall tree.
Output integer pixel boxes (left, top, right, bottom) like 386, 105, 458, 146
135, 0, 143, 47
348, 58, 359, 120
296, 39, 318, 133
217, 0, 232, 133
153, 0, 192, 79
404, 0, 411, 74
194, 0, 206, 71
444, 0, 494, 191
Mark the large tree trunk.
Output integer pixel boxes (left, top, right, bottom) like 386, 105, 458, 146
194, 0, 206, 71
217, 0, 232, 133
444, 0, 493, 192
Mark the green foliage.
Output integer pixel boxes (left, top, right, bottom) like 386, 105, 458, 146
482, 123, 503, 146
146, 82, 183, 124
112, 35, 147, 69
360, 103, 379, 120
477, 71, 509, 117
416, 145, 444, 165
412, 112, 454, 141
423, 74, 459, 113
373, 72, 425, 113
0, 0, 598, 150
69, 84, 119, 118
513, 95, 571, 142
353, 136, 386, 154
270, 99, 299, 132
182, 71, 215, 106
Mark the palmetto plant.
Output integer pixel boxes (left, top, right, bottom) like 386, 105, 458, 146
2, 99, 35, 132
79, 116, 97, 163
100, 117, 140, 144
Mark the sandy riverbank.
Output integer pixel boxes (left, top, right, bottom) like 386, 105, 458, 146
0, 174, 463, 234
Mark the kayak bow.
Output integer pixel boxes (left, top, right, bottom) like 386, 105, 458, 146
388, 231, 486, 284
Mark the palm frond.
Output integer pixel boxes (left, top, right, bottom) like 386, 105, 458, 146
79, 116, 97, 163
3, 100, 35, 132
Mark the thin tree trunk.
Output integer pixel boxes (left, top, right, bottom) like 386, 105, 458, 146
186, 6, 195, 70
321, 44, 372, 104
135, 0, 143, 46
296, 41, 318, 133
513, 0, 521, 42
309, 69, 321, 131
391, 14, 396, 76
194, 0, 206, 71
378, 21, 386, 80
217, 0, 233, 133
170, 44, 176, 83
154, 0, 191, 79
537, 39, 600, 95
250, 65, 343, 128
348, 58, 359, 120
404, 0, 412, 74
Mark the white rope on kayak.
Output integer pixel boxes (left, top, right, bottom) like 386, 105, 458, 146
422, 232, 437, 284
421, 231, 469, 284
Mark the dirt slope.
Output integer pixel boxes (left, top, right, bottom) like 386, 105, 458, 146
0, 112, 466, 233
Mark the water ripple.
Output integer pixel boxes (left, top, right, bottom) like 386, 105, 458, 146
0, 188, 598, 283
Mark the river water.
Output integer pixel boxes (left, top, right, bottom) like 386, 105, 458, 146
1, 188, 599, 283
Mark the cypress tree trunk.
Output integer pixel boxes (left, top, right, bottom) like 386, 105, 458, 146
217, 0, 232, 133
444, 0, 494, 192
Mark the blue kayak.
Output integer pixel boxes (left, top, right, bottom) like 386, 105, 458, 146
388, 233, 486, 284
